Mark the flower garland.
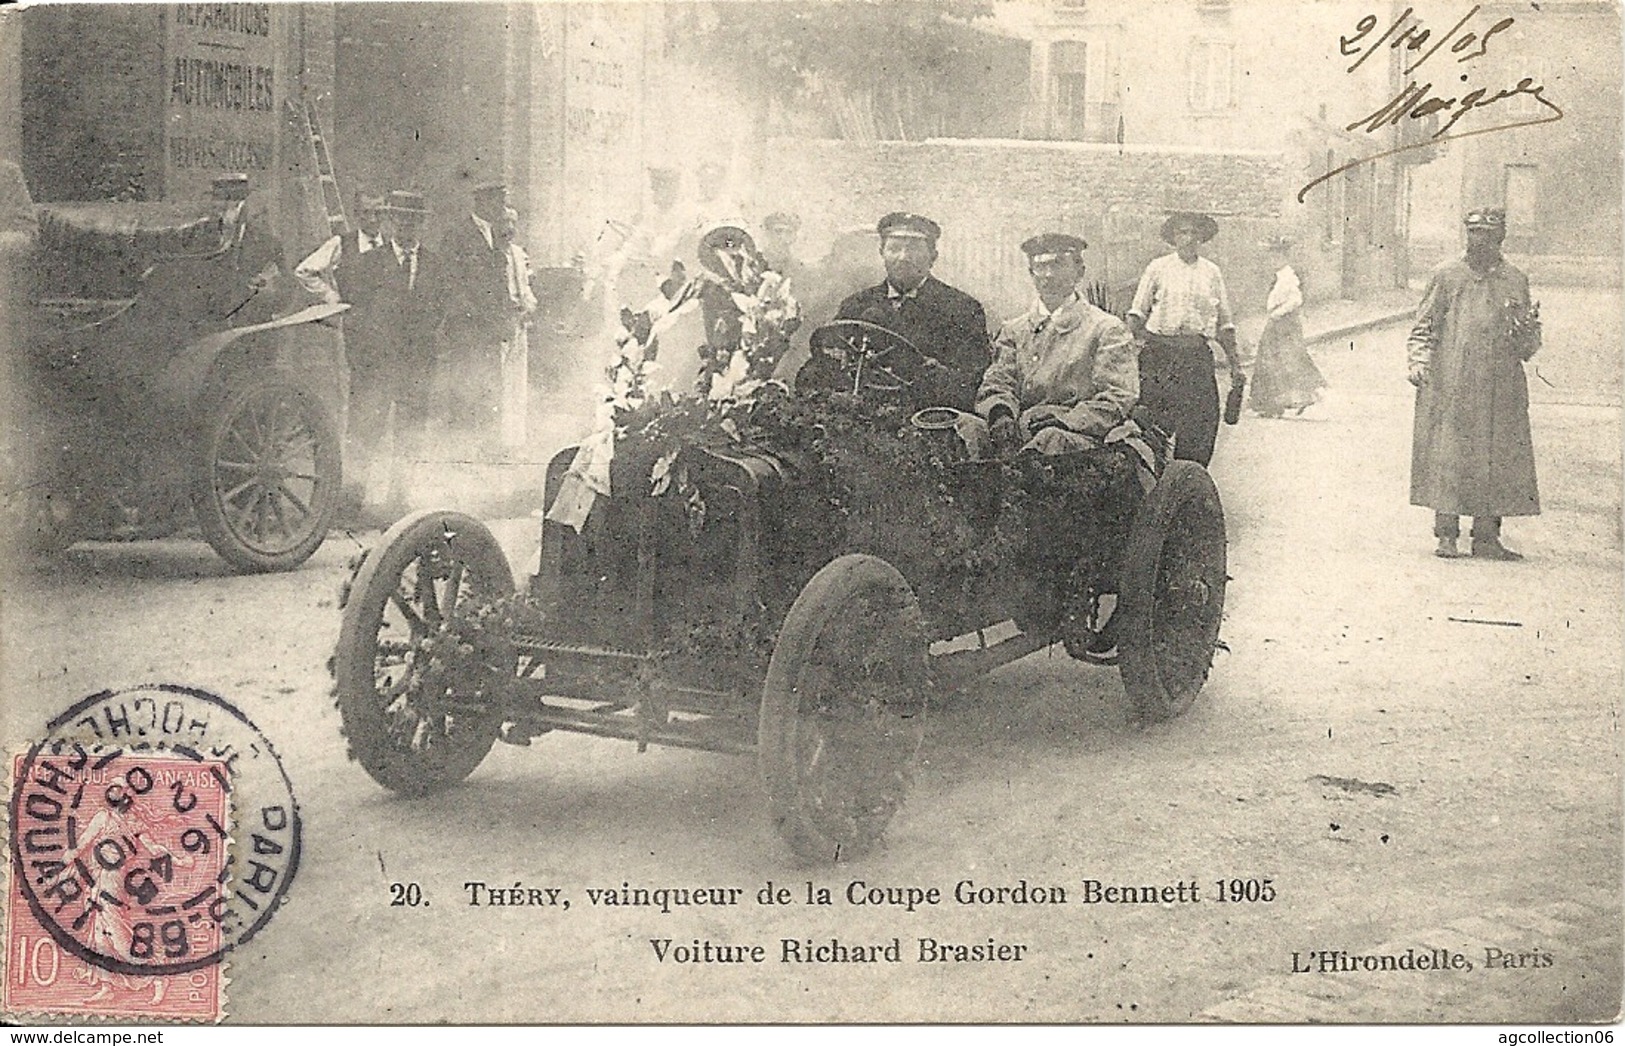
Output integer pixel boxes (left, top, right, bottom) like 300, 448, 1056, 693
544, 228, 801, 532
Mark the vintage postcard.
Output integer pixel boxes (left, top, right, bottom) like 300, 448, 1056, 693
1, 0, 1620, 1027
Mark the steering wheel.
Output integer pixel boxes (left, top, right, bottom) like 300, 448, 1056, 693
808, 319, 932, 397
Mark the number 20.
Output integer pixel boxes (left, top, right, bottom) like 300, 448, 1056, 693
389, 882, 424, 907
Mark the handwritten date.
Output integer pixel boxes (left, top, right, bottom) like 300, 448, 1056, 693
1342, 4, 1515, 75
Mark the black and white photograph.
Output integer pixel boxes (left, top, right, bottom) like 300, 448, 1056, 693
0, 0, 1620, 1027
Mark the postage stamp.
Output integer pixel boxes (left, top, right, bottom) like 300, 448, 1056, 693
4, 747, 230, 1021
3, 684, 302, 1023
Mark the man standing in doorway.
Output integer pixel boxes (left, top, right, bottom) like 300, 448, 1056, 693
1408, 207, 1541, 560
436, 182, 521, 440
1126, 211, 1242, 466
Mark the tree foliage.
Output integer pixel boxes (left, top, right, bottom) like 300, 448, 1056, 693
672, 0, 1002, 140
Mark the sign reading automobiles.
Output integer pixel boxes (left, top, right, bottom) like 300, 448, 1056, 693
164, 3, 280, 200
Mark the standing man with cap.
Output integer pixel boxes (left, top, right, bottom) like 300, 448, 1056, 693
1408, 207, 1541, 560
977, 233, 1138, 456
1126, 211, 1242, 466
801, 211, 990, 411
435, 181, 522, 439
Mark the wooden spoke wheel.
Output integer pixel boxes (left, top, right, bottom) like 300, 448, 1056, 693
333, 510, 515, 797
1117, 461, 1228, 723
191, 374, 339, 572
759, 554, 929, 864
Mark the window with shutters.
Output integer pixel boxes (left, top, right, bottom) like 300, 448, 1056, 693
1187, 40, 1235, 113
1049, 40, 1088, 139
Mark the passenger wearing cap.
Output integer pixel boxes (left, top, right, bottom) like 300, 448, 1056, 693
800, 211, 990, 412
975, 233, 1139, 457
1407, 207, 1541, 561
1126, 211, 1241, 466
295, 188, 389, 304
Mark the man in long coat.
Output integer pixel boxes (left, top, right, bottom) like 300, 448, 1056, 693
1408, 208, 1541, 560
435, 182, 523, 436
798, 211, 990, 412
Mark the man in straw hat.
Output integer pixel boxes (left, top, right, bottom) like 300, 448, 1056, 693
1126, 211, 1242, 466
975, 232, 1139, 457
1407, 207, 1541, 560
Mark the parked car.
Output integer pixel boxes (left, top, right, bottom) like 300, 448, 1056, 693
2, 174, 344, 571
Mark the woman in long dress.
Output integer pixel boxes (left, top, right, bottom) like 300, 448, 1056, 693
1249, 238, 1326, 417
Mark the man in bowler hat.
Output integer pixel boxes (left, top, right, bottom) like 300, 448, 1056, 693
799, 212, 990, 412
435, 181, 526, 436
1127, 211, 1242, 466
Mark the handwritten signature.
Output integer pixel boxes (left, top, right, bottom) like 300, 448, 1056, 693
1298, 5, 1564, 202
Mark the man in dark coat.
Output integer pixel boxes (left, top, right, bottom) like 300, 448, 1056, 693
1408, 207, 1541, 560
798, 211, 990, 411
434, 181, 520, 435
320, 189, 432, 516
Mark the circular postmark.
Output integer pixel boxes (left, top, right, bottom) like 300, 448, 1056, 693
9, 683, 301, 976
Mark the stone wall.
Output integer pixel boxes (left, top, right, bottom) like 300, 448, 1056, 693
753, 137, 1302, 325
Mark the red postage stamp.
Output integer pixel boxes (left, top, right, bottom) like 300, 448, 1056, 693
5, 746, 231, 1022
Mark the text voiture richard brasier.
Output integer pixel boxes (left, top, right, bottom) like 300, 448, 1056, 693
649, 937, 1030, 964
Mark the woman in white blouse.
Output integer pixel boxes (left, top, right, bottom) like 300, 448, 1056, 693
1248, 237, 1327, 417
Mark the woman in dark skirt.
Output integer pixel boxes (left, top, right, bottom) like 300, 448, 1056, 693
1249, 237, 1326, 417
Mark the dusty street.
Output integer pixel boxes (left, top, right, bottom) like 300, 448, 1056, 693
3, 290, 1620, 1024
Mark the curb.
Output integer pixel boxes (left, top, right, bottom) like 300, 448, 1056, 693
1304, 307, 1415, 346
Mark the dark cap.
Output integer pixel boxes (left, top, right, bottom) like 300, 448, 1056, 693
1160, 211, 1218, 244
877, 212, 941, 243
384, 190, 431, 215
700, 224, 755, 252
1464, 207, 1506, 230
1021, 232, 1088, 262
211, 173, 250, 201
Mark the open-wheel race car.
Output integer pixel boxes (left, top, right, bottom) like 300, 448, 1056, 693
331, 313, 1228, 864
1, 180, 344, 572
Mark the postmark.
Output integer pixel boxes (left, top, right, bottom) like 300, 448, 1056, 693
4, 684, 301, 1019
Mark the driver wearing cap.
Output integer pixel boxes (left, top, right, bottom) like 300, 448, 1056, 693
976, 233, 1139, 456
798, 211, 990, 411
